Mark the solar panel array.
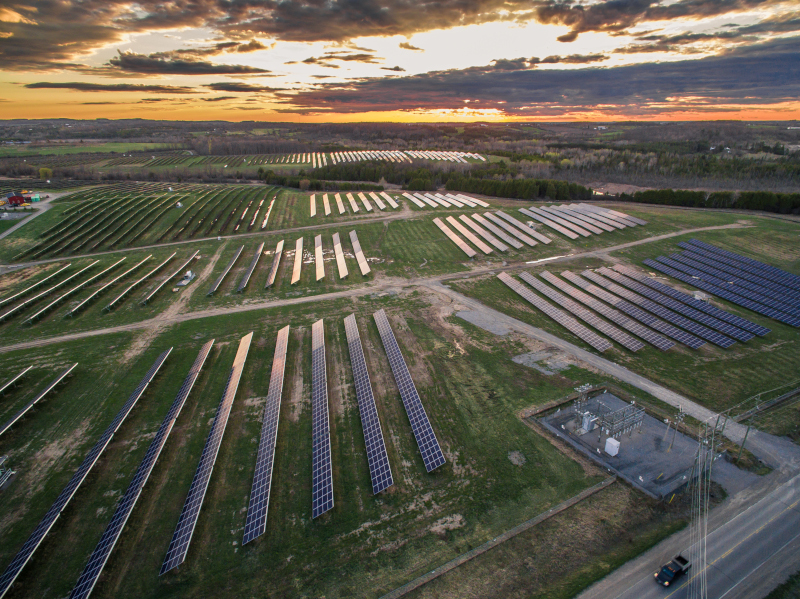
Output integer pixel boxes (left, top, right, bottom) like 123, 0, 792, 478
335, 193, 346, 214
349, 231, 371, 276
540, 206, 603, 234
483, 213, 537, 246
647, 257, 800, 327
539, 271, 674, 350
370, 192, 386, 210
0, 365, 32, 396
498, 272, 613, 352
314, 235, 325, 281
446, 216, 493, 254
524, 206, 589, 238
161, 334, 252, 574
70, 342, 213, 599
598, 267, 754, 342
0, 349, 171, 598
243, 326, 290, 544
495, 212, 552, 244
310, 194, 316, 217
458, 215, 508, 251
0, 363, 77, 438
322, 193, 332, 216
346, 192, 360, 213
518, 207, 578, 240
343, 315, 394, 494
551, 205, 615, 232
471, 214, 523, 249
580, 203, 647, 226
612, 264, 769, 336
402, 192, 426, 208
380, 192, 399, 209
561, 271, 706, 349
106, 252, 176, 311
68, 257, 152, 317
373, 309, 446, 472
433, 217, 476, 258
311, 320, 334, 518
581, 270, 736, 348
685, 239, 800, 290
237, 243, 264, 292
332, 233, 349, 279
265, 240, 284, 288
141, 251, 199, 305
207, 245, 244, 295
291, 238, 304, 285
358, 192, 373, 212
568, 204, 626, 229
517, 273, 644, 351
0, 263, 72, 309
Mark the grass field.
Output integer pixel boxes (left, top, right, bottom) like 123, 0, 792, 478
0, 143, 174, 157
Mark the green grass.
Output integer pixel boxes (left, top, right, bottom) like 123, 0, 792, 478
0, 143, 175, 158
765, 568, 800, 598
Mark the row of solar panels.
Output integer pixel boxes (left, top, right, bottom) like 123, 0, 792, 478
310, 191, 400, 217
498, 263, 767, 353
1, 312, 445, 598
401, 192, 491, 210
0, 364, 77, 438
435, 211, 555, 258
518, 203, 645, 241
207, 230, 372, 295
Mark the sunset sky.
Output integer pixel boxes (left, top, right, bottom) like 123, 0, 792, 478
0, 0, 799, 121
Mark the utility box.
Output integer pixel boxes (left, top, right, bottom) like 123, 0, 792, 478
605, 437, 620, 457
581, 412, 597, 432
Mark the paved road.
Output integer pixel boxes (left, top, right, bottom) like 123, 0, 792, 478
578, 472, 800, 599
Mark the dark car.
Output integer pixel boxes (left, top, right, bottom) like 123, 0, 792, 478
654, 554, 691, 587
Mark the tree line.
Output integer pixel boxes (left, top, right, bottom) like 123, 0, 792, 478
618, 189, 800, 214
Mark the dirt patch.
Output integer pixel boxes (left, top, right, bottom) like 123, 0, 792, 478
0, 262, 59, 294
508, 451, 527, 466
430, 514, 465, 536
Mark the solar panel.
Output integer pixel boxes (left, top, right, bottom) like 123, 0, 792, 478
518, 207, 578, 240
458, 215, 508, 252
0, 349, 170, 598
207, 245, 244, 295
369, 192, 386, 210
498, 272, 613, 352
0, 366, 32, 396
585, 204, 647, 226
349, 231, 371, 276
600, 266, 754, 342
311, 320, 334, 518
310, 194, 316, 217
446, 216, 493, 254
539, 271, 674, 350
343, 315, 394, 494
358, 192, 373, 211
643, 259, 800, 327
433, 217, 477, 257
161, 333, 252, 574
335, 193, 346, 214
322, 193, 332, 216
265, 240, 284, 288
0, 363, 77, 438
686, 239, 800, 290
612, 264, 769, 336
470, 214, 523, 249
291, 238, 304, 285
517, 273, 644, 351
141, 251, 198, 305
576, 203, 639, 227
526, 206, 592, 237
0, 263, 72, 309
414, 193, 439, 208
483, 213, 537, 246
243, 326, 289, 544
380, 192, 399, 209
550, 205, 615, 232
447, 193, 473, 207
458, 194, 490, 208
67, 256, 152, 317
402, 192, 426, 208
495, 211, 552, 244
236, 243, 264, 293
69, 342, 213, 599
346, 193, 360, 213
560, 271, 706, 349
581, 269, 735, 348
332, 233, 349, 279
373, 309, 445, 472
567, 204, 626, 229
540, 205, 603, 234
314, 235, 325, 281
106, 252, 176, 311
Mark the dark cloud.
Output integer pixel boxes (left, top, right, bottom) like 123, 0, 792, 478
488, 53, 607, 70
278, 37, 800, 116
540, 53, 609, 64
106, 50, 269, 75
24, 82, 196, 93
399, 42, 424, 52
381, 66, 406, 72
203, 82, 280, 92
297, 52, 382, 67
200, 96, 237, 101
490, 57, 534, 70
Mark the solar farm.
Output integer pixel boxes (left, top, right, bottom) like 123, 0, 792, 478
1, 175, 800, 599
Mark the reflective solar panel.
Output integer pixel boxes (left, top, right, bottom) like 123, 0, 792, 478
373, 309, 445, 472
322, 193, 331, 216
526, 206, 591, 237
643, 259, 800, 327
433, 218, 476, 257
0, 263, 72, 309
493, 211, 552, 244
458, 215, 508, 252
567, 204, 626, 229
517, 273, 644, 351
332, 233, 349, 279
497, 272, 613, 352
0, 365, 32, 396
484, 213, 538, 246
237, 243, 264, 292
0, 349, 171, 598
598, 267, 754, 343
207, 245, 244, 295
335, 193, 346, 214
575, 204, 638, 227
585, 204, 647, 226
291, 238, 304, 285
314, 235, 325, 282
344, 315, 394, 494
70, 343, 212, 599
380, 192, 399, 209
311, 320, 334, 518
686, 239, 800, 290
518, 207, 579, 240
612, 264, 769, 336
446, 216, 493, 254
346, 192, 360, 213
265, 240, 284, 289
161, 334, 252, 574
369, 192, 386, 210
470, 214, 523, 249
581, 269, 735, 348
539, 271, 674, 350
549, 205, 613, 232
561, 271, 706, 348
0, 363, 77, 438
350, 231, 371, 276
243, 326, 289, 544
142, 251, 199, 305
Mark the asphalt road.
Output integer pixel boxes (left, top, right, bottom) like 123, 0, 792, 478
579, 472, 800, 599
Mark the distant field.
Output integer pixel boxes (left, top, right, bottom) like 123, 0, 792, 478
0, 142, 175, 157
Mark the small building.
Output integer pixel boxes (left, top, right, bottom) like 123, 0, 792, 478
6, 192, 25, 206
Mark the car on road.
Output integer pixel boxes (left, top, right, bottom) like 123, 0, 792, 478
655, 554, 691, 587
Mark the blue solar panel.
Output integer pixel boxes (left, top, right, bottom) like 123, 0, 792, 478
373, 309, 446, 472
615, 264, 769, 336
581, 270, 735, 348
311, 320, 334, 518
560, 272, 706, 349
644, 259, 800, 327
70, 342, 213, 599
599, 267, 753, 342
344, 315, 394, 494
